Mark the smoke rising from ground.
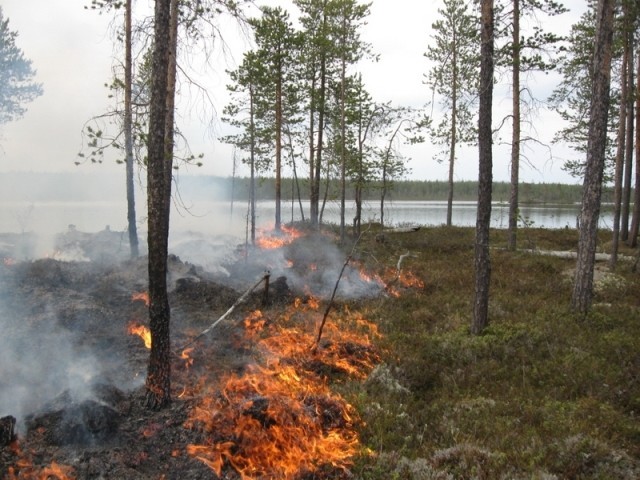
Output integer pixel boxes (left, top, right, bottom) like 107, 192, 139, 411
0, 302, 105, 428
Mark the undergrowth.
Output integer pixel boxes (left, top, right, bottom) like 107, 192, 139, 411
344, 226, 640, 479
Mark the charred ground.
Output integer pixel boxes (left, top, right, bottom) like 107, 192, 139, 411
1, 225, 639, 479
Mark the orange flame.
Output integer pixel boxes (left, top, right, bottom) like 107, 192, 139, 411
131, 291, 150, 306
244, 310, 266, 338
255, 225, 303, 250
186, 364, 359, 479
185, 300, 380, 479
128, 322, 151, 349
3, 257, 15, 266
180, 347, 194, 369
5, 459, 75, 480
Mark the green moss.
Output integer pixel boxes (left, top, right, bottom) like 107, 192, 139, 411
349, 227, 640, 479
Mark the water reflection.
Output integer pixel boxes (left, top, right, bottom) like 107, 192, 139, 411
255, 200, 613, 231
0, 199, 613, 238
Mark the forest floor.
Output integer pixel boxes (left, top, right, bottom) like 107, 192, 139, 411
0, 224, 639, 479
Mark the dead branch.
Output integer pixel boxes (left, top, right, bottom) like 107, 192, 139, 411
385, 252, 418, 292
176, 272, 269, 353
312, 230, 367, 351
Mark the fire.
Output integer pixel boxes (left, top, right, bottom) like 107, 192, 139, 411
4, 448, 76, 480
186, 364, 359, 480
131, 291, 150, 306
255, 225, 303, 250
185, 295, 381, 479
180, 347, 194, 369
352, 261, 385, 289
128, 321, 151, 349
243, 309, 266, 338
3, 256, 15, 266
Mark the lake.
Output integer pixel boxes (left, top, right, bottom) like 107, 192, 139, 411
0, 199, 613, 238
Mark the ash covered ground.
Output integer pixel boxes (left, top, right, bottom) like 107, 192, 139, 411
0, 226, 385, 479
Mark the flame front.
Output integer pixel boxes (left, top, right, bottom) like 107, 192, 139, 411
186, 364, 359, 479
4, 443, 76, 480
185, 294, 380, 479
131, 291, 150, 306
255, 225, 303, 250
127, 322, 151, 349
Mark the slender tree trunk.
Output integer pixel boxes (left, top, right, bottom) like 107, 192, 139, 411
145, 0, 172, 410
286, 130, 305, 222
571, 0, 615, 314
308, 76, 317, 226
314, 53, 326, 229
124, 0, 139, 258
275, 66, 282, 232
164, 0, 178, 223
621, 27, 635, 242
628, 50, 640, 247
507, 0, 520, 251
380, 162, 387, 229
610, 45, 628, 269
447, 37, 457, 227
340, 50, 347, 243
621, 24, 635, 243
472, 0, 494, 336
249, 84, 256, 245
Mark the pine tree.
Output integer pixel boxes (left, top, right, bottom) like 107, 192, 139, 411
571, 0, 615, 314
425, 0, 479, 227
0, 6, 43, 125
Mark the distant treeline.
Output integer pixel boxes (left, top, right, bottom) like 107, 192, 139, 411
195, 176, 617, 205
0, 172, 619, 205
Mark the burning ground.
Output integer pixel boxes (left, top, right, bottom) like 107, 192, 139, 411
0, 225, 421, 479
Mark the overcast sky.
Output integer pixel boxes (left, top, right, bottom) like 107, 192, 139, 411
0, 0, 587, 184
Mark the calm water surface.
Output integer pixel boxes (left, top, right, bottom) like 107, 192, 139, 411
0, 199, 613, 237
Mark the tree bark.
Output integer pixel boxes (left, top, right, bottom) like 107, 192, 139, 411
621, 13, 634, 242
507, 0, 520, 251
145, 0, 173, 410
447, 29, 457, 228
275, 63, 282, 232
628, 50, 640, 247
571, 0, 615, 314
621, 21, 635, 243
249, 84, 257, 245
124, 0, 139, 258
610, 38, 628, 270
472, 0, 494, 336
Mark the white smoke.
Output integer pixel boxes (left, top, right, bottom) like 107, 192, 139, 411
0, 303, 103, 427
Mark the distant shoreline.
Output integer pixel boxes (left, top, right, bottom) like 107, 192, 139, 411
0, 171, 615, 205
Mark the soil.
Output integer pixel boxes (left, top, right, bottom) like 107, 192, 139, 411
0, 228, 376, 479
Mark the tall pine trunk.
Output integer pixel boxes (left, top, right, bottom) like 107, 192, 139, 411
472, 0, 494, 336
629, 50, 640, 247
609, 49, 627, 270
124, 0, 139, 258
507, 0, 520, 251
571, 0, 615, 314
275, 68, 282, 232
446, 36, 457, 227
145, 0, 173, 409
621, 18, 634, 242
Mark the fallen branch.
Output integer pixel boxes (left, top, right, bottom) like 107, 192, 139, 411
176, 272, 269, 353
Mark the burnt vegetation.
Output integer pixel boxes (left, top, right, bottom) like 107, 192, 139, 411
0, 225, 639, 479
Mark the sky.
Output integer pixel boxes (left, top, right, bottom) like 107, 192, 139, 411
0, 0, 588, 185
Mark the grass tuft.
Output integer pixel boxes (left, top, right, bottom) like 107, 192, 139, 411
347, 226, 640, 479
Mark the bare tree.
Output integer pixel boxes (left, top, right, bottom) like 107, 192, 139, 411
472, 0, 495, 335
571, 0, 615, 314
145, 0, 174, 409
124, 0, 139, 258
